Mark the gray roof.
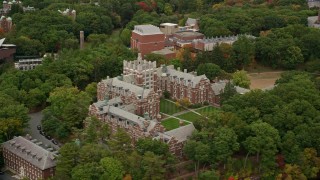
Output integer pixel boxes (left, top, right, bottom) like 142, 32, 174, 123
133, 25, 163, 35
152, 48, 174, 55
0, 38, 5, 47
158, 65, 209, 88
164, 123, 196, 142
211, 81, 250, 95
186, 18, 197, 26
102, 77, 151, 98
2, 136, 57, 170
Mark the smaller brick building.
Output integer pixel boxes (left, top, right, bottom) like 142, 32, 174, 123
131, 25, 165, 57
0, 38, 16, 61
2, 136, 57, 180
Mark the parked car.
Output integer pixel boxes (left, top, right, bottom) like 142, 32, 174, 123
39, 131, 46, 136
45, 135, 52, 140
37, 125, 41, 130
52, 139, 58, 145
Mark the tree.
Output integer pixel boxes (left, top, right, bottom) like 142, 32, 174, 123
85, 82, 97, 102
108, 128, 132, 154
276, 164, 307, 180
87, 34, 109, 46
232, 70, 250, 89
196, 63, 222, 81
120, 28, 131, 46
299, 148, 320, 179
42, 87, 91, 139
164, 3, 173, 15
210, 127, 239, 168
100, 157, 124, 180
220, 81, 237, 104
136, 138, 170, 156
56, 142, 80, 180
0, 119, 24, 143
232, 36, 255, 69
142, 151, 166, 180
243, 121, 280, 174
71, 162, 103, 180
184, 140, 210, 175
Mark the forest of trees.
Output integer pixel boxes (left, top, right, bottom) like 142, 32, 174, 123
1, 0, 320, 179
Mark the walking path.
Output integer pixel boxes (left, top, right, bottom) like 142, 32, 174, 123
162, 98, 213, 123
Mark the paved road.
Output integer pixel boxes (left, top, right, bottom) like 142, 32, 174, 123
26, 112, 60, 150
0, 172, 17, 180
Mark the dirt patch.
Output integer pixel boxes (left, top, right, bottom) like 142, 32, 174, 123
248, 71, 283, 90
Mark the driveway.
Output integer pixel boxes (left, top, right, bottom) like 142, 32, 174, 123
0, 171, 17, 180
26, 112, 60, 150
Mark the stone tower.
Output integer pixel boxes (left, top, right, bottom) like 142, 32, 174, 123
80, 31, 84, 50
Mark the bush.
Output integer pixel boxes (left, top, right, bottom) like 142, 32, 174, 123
163, 90, 171, 99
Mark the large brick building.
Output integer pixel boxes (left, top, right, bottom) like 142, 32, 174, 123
131, 25, 165, 57
2, 136, 57, 180
89, 54, 248, 157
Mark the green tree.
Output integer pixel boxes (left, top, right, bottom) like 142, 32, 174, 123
220, 81, 237, 104
120, 28, 131, 46
232, 36, 255, 69
56, 142, 80, 180
243, 121, 280, 174
71, 162, 103, 180
100, 157, 124, 180
42, 87, 91, 139
142, 151, 166, 180
196, 63, 222, 81
232, 70, 250, 89
164, 3, 173, 15
136, 138, 170, 156
211, 127, 239, 168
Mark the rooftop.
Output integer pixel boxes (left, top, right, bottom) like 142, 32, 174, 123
174, 31, 204, 38
160, 23, 178, 27
133, 25, 163, 35
2, 136, 57, 170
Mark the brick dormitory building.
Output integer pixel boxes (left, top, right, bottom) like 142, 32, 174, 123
89, 54, 249, 157
2, 135, 57, 180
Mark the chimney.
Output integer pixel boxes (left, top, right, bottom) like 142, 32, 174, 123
184, 69, 187, 73
80, 31, 84, 50
177, 67, 180, 71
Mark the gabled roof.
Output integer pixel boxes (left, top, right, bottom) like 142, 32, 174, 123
2, 136, 57, 170
102, 77, 151, 98
164, 123, 196, 142
211, 81, 250, 95
158, 65, 209, 88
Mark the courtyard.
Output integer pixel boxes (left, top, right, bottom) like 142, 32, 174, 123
160, 99, 218, 130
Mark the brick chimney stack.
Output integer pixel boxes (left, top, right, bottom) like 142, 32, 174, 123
80, 31, 84, 50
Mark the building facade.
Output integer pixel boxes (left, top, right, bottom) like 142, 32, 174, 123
0, 38, 16, 61
14, 58, 42, 71
2, 136, 57, 180
131, 25, 165, 57
0, 16, 12, 33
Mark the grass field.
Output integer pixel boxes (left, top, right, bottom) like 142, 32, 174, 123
160, 99, 182, 115
176, 106, 219, 122
161, 118, 190, 131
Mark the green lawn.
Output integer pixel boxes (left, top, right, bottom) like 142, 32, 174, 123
160, 99, 182, 115
161, 118, 190, 131
176, 106, 219, 122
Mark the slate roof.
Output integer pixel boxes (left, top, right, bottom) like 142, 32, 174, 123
102, 77, 151, 98
133, 25, 163, 35
186, 18, 197, 26
164, 123, 196, 142
158, 65, 209, 88
2, 136, 57, 170
211, 81, 250, 95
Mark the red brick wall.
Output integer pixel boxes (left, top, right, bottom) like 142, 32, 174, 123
0, 48, 15, 60
131, 32, 165, 57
